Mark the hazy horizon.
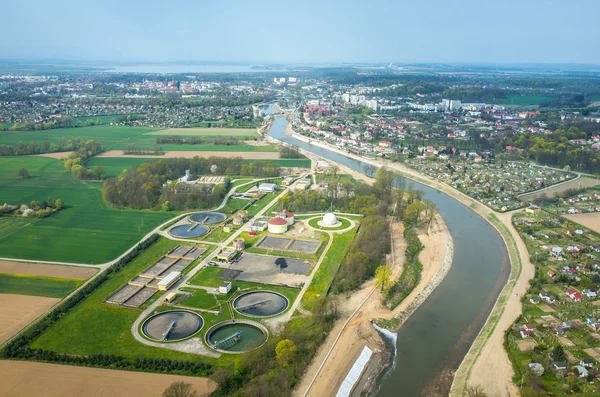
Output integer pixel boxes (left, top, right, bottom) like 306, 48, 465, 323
3, 0, 600, 64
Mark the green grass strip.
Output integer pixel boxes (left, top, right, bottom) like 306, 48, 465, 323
0, 273, 83, 298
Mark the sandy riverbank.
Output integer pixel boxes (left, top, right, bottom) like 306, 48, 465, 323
295, 214, 451, 397
279, 124, 531, 395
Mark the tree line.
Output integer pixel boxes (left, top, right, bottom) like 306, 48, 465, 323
62, 140, 105, 180
278, 144, 302, 159
102, 157, 281, 210
0, 197, 64, 219
154, 136, 245, 145
0, 137, 101, 157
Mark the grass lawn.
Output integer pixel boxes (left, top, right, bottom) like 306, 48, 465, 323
221, 198, 252, 214
187, 266, 300, 307
0, 156, 172, 263
246, 192, 278, 217
145, 128, 259, 138
202, 226, 237, 243
301, 227, 357, 311
315, 173, 357, 185
307, 216, 352, 231
179, 288, 226, 311
0, 273, 83, 298
29, 238, 212, 363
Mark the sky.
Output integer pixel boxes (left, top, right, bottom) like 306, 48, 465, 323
2, 0, 600, 65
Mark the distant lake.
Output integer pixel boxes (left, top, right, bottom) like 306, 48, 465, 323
106, 64, 278, 73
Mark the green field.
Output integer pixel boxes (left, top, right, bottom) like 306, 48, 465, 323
0, 217, 40, 239
187, 266, 300, 305
0, 273, 83, 298
0, 125, 277, 153
85, 157, 159, 177
85, 158, 303, 179
145, 127, 259, 137
29, 238, 211, 362
0, 156, 172, 263
502, 95, 554, 105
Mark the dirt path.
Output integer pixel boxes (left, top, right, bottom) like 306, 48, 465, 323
0, 261, 96, 279
34, 151, 73, 159
0, 360, 216, 397
296, 215, 449, 397
96, 150, 281, 159
464, 210, 534, 397
0, 294, 60, 344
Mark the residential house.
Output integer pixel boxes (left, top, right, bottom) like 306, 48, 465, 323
553, 362, 567, 371
575, 365, 589, 378
567, 289, 582, 301
581, 358, 595, 369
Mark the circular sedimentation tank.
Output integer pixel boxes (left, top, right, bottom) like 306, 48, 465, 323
205, 320, 268, 353
142, 310, 203, 342
189, 211, 227, 225
169, 224, 209, 238
233, 290, 289, 317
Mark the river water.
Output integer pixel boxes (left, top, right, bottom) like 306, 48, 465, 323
266, 113, 510, 396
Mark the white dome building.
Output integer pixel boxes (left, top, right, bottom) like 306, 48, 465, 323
318, 213, 342, 228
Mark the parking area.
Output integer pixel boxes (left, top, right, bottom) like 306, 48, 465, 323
221, 253, 311, 287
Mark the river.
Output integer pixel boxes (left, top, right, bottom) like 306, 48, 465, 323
266, 113, 510, 396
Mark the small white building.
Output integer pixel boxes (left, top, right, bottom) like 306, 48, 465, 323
219, 282, 232, 295
258, 183, 277, 193
158, 271, 181, 291
251, 221, 268, 232
178, 170, 191, 183
296, 179, 311, 191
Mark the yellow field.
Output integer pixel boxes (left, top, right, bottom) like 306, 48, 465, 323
0, 261, 96, 279
0, 361, 217, 397
564, 212, 600, 234
0, 294, 59, 344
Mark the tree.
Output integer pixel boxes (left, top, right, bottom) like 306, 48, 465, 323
275, 339, 297, 367
375, 265, 392, 293
162, 382, 198, 397
55, 199, 64, 210
161, 201, 173, 212
17, 168, 29, 179
465, 385, 487, 397
551, 344, 566, 362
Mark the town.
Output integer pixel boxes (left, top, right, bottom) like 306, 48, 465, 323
1, 54, 600, 397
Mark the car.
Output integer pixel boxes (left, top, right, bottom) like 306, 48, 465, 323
208, 261, 218, 266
